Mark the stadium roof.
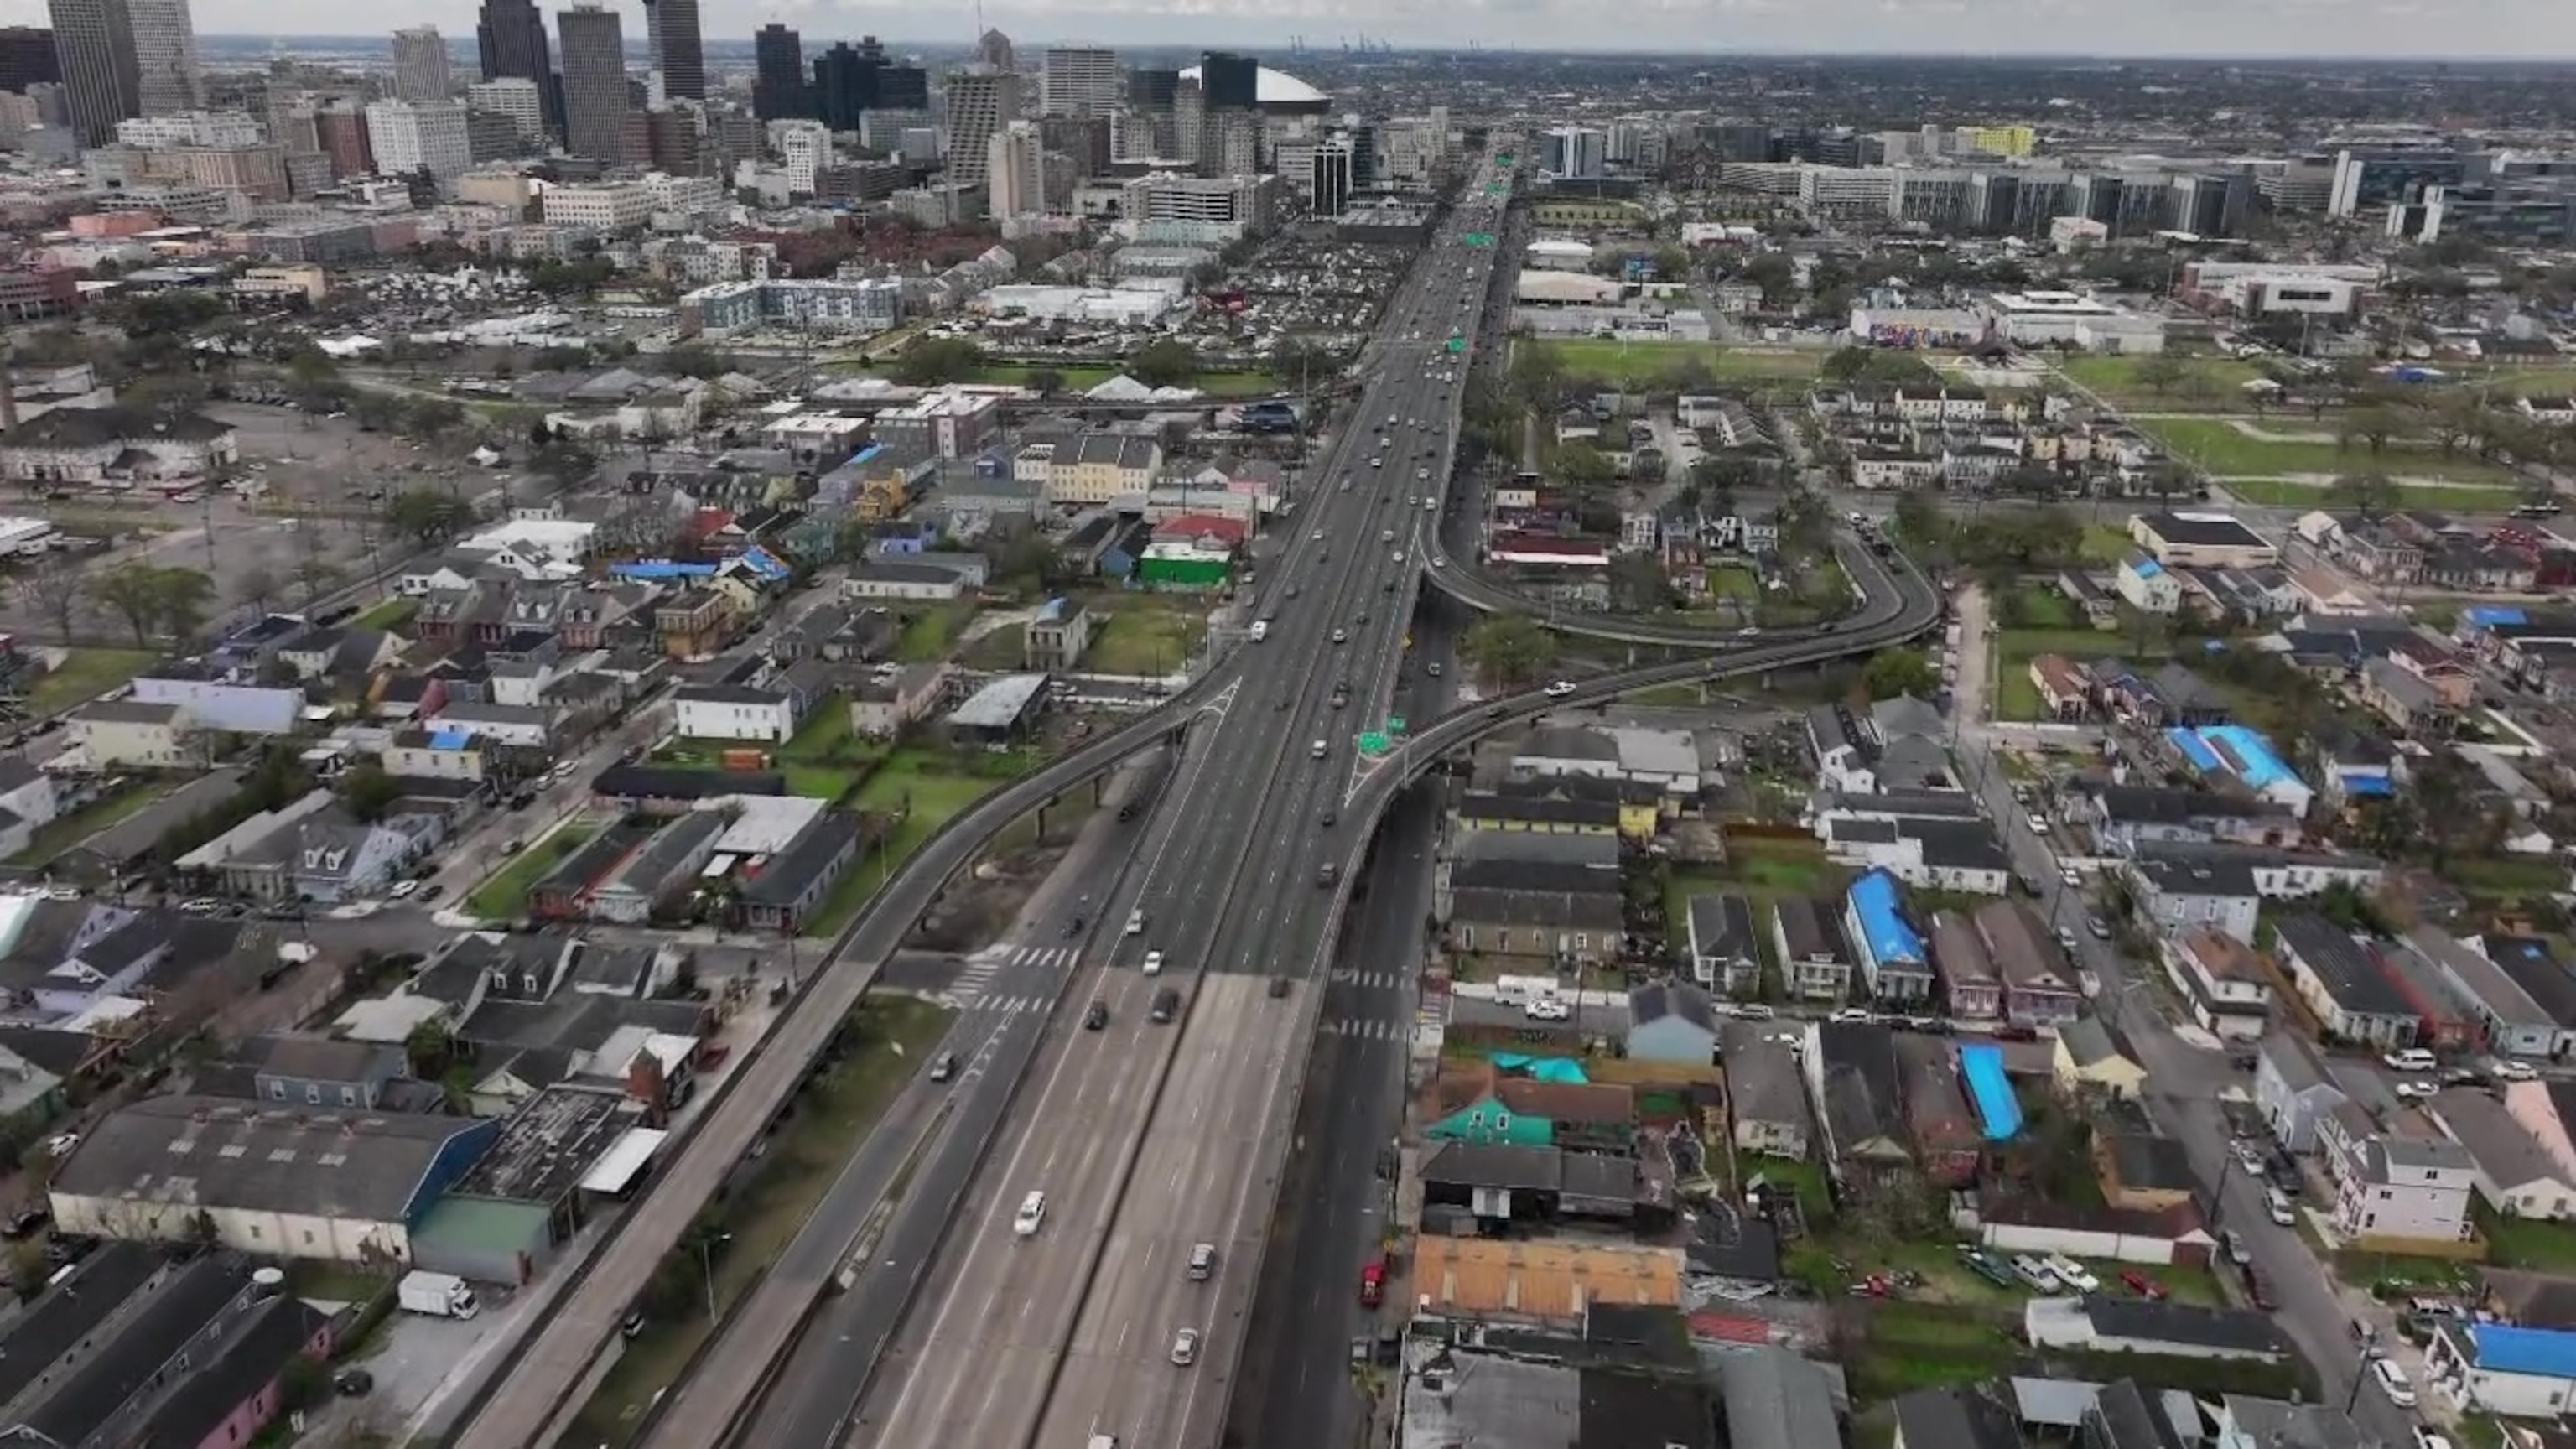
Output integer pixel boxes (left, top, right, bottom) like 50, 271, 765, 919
1177, 62, 1327, 107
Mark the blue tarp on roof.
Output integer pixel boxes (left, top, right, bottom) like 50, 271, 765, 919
1488, 1052, 1590, 1084
2340, 773, 2396, 798
610, 559, 718, 581
2131, 556, 2163, 579
2466, 606, 2529, 629
2167, 728, 2223, 773
2467, 1324, 2576, 1379
2167, 725, 2299, 792
737, 546, 791, 582
428, 729, 472, 750
1846, 870, 1923, 967
1961, 1044, 2022, 1142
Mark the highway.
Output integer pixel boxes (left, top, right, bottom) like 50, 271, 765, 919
841, 149, 1520, 1449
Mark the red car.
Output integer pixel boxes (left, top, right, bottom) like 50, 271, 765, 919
1359, 1259, 1386, 1308
2121, 1270, 2168, 1300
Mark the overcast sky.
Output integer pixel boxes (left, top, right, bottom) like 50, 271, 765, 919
3, 0, 2571, 61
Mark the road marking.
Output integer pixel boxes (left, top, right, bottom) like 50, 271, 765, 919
1318, 1017, 1403, 1042
1327, 969, 1409, 992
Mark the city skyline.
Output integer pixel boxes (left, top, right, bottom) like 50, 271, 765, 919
2, 2, 2575, 60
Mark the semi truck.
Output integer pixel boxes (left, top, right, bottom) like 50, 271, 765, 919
398, 1270, 480, 1319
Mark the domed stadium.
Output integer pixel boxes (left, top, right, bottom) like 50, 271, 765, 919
1176, 62, 1331, 115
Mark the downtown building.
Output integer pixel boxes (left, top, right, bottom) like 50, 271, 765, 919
554, 3, 629, 164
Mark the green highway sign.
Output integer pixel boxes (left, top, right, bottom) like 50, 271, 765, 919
1357, 731, 1393, 757
1446, 338, 1465, 353
1462, 232, 1494, 247
1387, 716, 1407, 736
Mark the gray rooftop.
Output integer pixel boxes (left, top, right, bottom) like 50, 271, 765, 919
53, 1094, 486, 1225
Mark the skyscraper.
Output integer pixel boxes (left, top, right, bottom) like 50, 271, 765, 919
974, 29, 1012, 70
122, 0, 196, 114
1199, 50, 1257, 112
943, 69, 1019, 189
1041, 45, 1117, 119
640, 0, 701, 101
474, 0, 556, 131
0, 26, 60, 91
390, 27, 451, 102
808, 41, 870, 132
751, 23, 805, 120
44, 0, 138, 145
986, 120, 1040, 216
554, 3, 627, 162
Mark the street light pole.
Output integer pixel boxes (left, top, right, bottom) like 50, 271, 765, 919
698, 1231, 732, 1321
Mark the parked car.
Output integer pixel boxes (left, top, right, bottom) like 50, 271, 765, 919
2383, 1048, 2438, 1073
2044, 1255, 2100, 1293
2372, 1358, 2416, 1408
2120, 1270, 2167, 1300
2011, 1254, 2063, 1293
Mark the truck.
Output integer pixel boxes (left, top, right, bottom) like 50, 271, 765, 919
398, 1270, 480, 1319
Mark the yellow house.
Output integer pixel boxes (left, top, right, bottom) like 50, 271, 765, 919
2053, 1017, 2148, 1099
1455, 787, 1623, 839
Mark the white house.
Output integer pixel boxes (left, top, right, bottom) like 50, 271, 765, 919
2325, 1130, 2475, 1246
69, 701, 204, 768
2252, 1032, 2346, 1152
2116, 553, 2183, 615
844, 562, 969, 602
2424, 1323, 2576, 1418
672, 684, 800, 744
2158, 926, 2273, 1041
2430, 1087, 2576, 1222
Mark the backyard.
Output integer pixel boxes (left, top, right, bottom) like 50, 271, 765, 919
1530, 338, 1829, 390
564, 995, 954, 1446
9, 776, 177, 868
963, 595, 1205, 678
355, 598, 418, 631
21, 648, 156, 715
465, 822, 595, 920
804, 747, 1039, 936
1991, 624, 2167, 722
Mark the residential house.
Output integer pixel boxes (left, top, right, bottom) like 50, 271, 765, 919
844, 560, 969, 603
586, 812, 730, 924
1846, 870, 1934, 1005
1929, 911, 2002, 1021
130, 662, 304, 735
2274, 914, 2420, 1049
180, 791, 443, 904
2026, 1297, 2291, 1363
656, 588, 738, 660
1805, 1021, 1913, 1188
2431, 1087, 2576, 1221
2054, 1017, 2148, 1099
2410, 927, 2565, 1060
2028, 654, 2091, 719
1980, 899, 2082, 1028
1446, 853, 1624, 968
1023, 598, 1093, 672
2254, 1032, 2349, 1152
69, 701, 204, 769
1817, 808, 2013, 895
1896, 1031, 1981, 1186
673, 683, 801, 744
2097, 1132, 2200, 1213
739, 812, 865, 933
2158, 927, 2274, 1041
1720, 1020, 1813, 1160
2375, 936, 2484, 1054
1627, 982, 1720, 1064
2124, 854, 2261, 943
2323, 1126, 2475, 1247
849, 662, 955, 739
1890, 1386, 2024, 1449
0, 758, 60, 861
2360, 658, 2454, 735
2485, 937, 2576, 1057
2117, 552, 2183, 615
1769, 898, 1856, 1003
2076, 784, 2297, 854
243, 1035, 405, 1111
1684, 893, 1762, 995
2425, 1322, 2576, 1418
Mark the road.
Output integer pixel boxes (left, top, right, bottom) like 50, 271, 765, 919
842, 146, 1519, 1449
1945, 585, 2413, 1442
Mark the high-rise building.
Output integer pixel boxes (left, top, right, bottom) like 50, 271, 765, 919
466, 76, 542, 139
473, 0, 556, 132
122, 0, 194, 115
640, 0, 700, 101
390, 27, 451, 102
809, 40, 869, 131
943, 68, 1019, 189
1199, 50, 1256, 112
875, 61, 927, 112
45, 0, 140, 145
314, 104, 371, 177
1311, 135, 1352, 216
0, 26, 60, 91
554, 3, 628, 163
366, 98, 471, 177
985, 120, 1040, 216
751, 23, 804, 120
974, 29, 1012, 70
1041, 45, 1117, 118
1126, 66, 1175, 112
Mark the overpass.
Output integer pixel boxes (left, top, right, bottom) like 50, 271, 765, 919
1417, 520, 1885, 648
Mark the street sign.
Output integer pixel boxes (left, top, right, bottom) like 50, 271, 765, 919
1387, 716, 1408, 736
1357, 731, 1392, 757
1446, 338, 1465, 354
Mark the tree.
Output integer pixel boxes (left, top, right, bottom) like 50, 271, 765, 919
384, 486, 465, 545
1772, 486, 1835, 558
17, 556, 87, 642
233, 565, 281, 618
405, 397, 469, 444
1024, 366, 1065, 397
339, 763, 402, 823
1891, 491, 1949, 553
89, 564, 214, 647
2327, 472, 2400, 517
532, 439, 601, 488
891, 336, 986, 387
1461, 615, 1557, 689
1685, 453, 1764, 516
1862, 648, 1940, 700
2340, 406, 2405, 454
2130, 353, 2188, 397
1127, 339, 1201, 388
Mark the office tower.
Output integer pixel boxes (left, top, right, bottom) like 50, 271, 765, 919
474, 0, 556, 130
986, 120, 1040, 216
122, 0, 194, 113
463, 108, 526, 160
1126, 66, 1175, 112
390, 27, 451, 101
45, 0, 139, 145
366, 98, 470, 176
1199, 50, 1256, 111
943, 68, 1018, 188
752, 23, 804, 120
644, 106, 698, 172
1041, 45, 1116, 118
0, 26, 60, 91
875, 61, 926, 112
314, 104, 371, 175
975, 28, 1012, 70
640, 0, 700, 101
809, 41, 868, 130
554, 3, 627, 162
466, 76, 542, 139
1311, 136, 1352, 216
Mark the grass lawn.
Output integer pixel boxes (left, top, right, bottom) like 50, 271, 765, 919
2079, 524, 2132, 565
2222, 478, 2532, 513
2480, 1208, 2576, 1272
567, 995, 954, 1447
466, 823, 595, 920
2447, 854, 2573, 900
1706, 563, 1760, 600
9, 777, 177, 867
23, 648, 156, 714
893, 603, 974, 663
1084, 599, 1200, 676
2142, 417, 2526, 486
1992, 627, 2168, 722
1844, 1300, 2024, 1401
2058, 354, 2267, 409
962, 621, 1027, 670
356, 597, 418, 631
1532, 338, 1826, 389
804, 749, 1040, 936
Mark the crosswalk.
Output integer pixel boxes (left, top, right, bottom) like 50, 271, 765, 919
1318, 1017, 1407, 1042
1327, 969, 1410, 993
959, 992, 1057, 1015
941, 944, 1082, 1009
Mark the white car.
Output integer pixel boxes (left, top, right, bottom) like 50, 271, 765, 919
1524, 998, 1571, 1022
2416, 1429, 2456, 1449
2384, 1049, 2439, 1073
1142, 950, 1166, 976
1170, 1327, 1202, 1366
388, 879, 421, 899
2059, 866, 2083, 888
1013, 1191, 1047, 1238
1829, 1008, 1876, 1025
2496, 1061, 2540, 1082
1543, 681, 1577, 699
2395, 1081, 2436, 1099
2026, 815, 2050, 836
2044, 1255, 2100, 1293
2372, 1358, 2416, 1407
